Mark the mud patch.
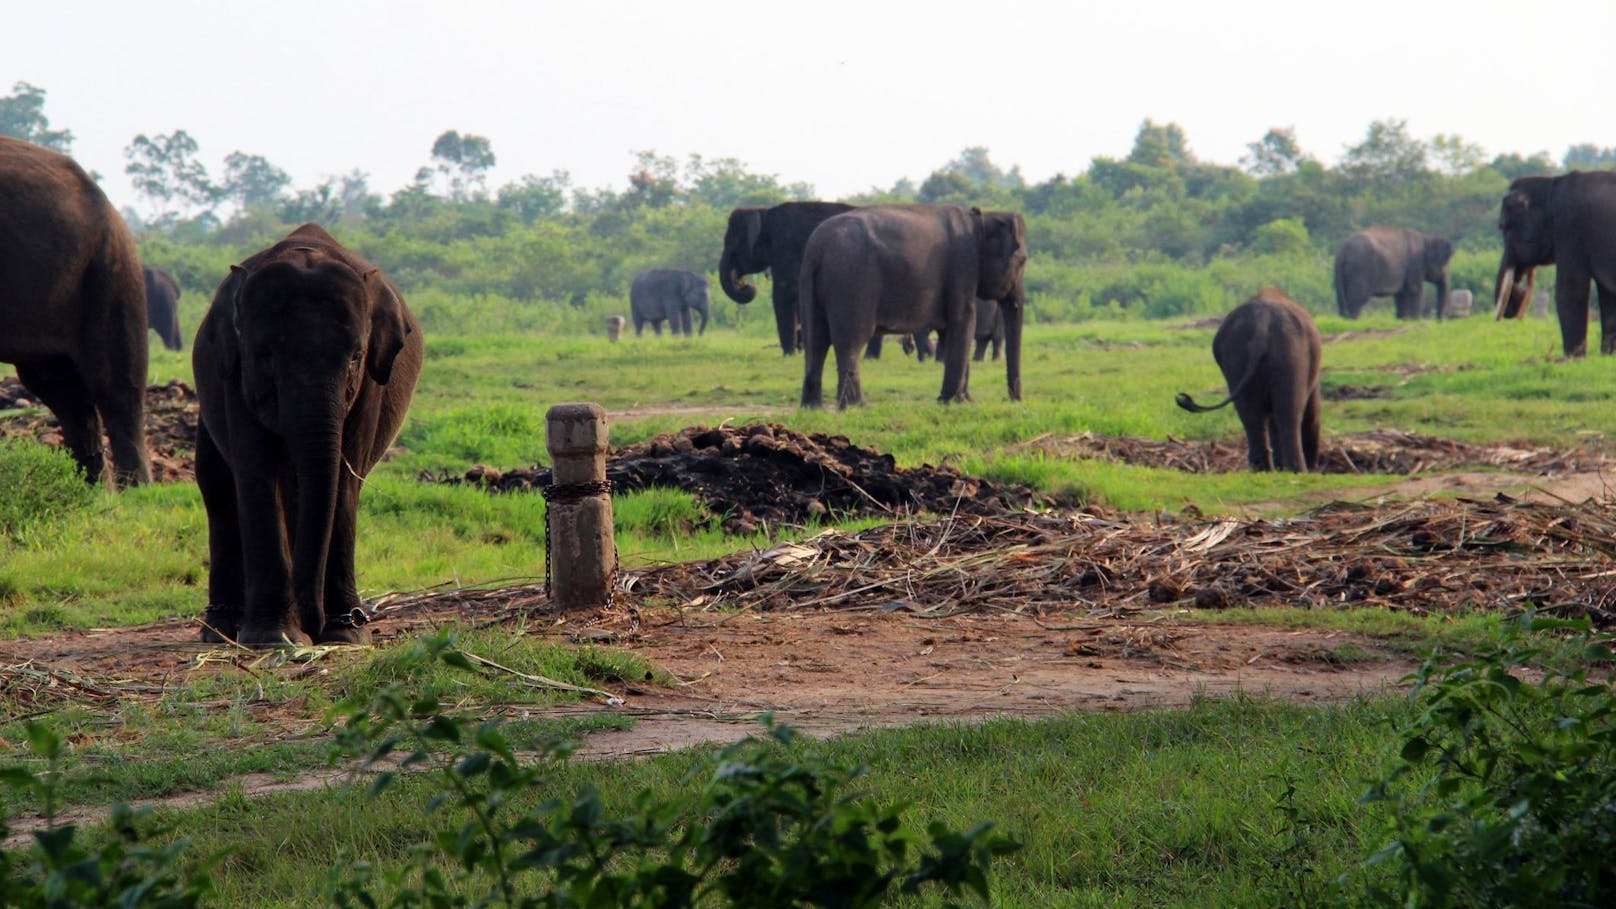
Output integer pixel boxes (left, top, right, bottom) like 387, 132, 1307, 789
0, 377, 197, 483
423, 423, 1052, 533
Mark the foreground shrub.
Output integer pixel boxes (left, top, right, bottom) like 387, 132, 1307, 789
0, 439, 94, 543
0, 723, 213, 907
330, 633, 1019, 908
1353, 616, 1616, 907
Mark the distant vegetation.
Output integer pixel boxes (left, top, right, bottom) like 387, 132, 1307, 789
5, 81, 1613, 334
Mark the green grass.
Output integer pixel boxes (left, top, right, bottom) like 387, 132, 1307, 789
86, 696, 1405, 908
1, 307, 1609, 906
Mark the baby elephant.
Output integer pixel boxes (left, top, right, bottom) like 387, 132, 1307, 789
1175, 287, 1322, 472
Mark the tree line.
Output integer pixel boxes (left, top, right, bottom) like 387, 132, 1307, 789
5, 80, 1612, 330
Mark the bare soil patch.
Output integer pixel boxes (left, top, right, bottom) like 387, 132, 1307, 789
1012, 428, 1609, 478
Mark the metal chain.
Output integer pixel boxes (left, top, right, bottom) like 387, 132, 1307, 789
542, 479, 615, 599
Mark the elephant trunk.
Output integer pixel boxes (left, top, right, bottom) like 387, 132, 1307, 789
1001, 290, 1024, 402
719, 246, 757, 304
697, 298, 709, 336
288, 411, 342, 637
1433, 272, 1449, 321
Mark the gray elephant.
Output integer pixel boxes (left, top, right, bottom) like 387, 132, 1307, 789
1176, 287, 1322, 472
630, 269, 710, 337
1334, 227, 1453, 320
799, 204, 1028, 409
905, 299, 1003, 362
971, 297, 1006, 361
1493, 171, 1616, 356
144, 265, 184, 351
0, 136, 151, 487
193, 223, 423, 647
719, 201, 855, 354
604, 314, 626, 342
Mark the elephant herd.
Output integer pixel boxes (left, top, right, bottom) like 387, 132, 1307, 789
6, 127, 1616, 646
1185, 171, 1616, 473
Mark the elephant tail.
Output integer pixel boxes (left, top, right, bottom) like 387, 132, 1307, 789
1176, 350, 1265, 414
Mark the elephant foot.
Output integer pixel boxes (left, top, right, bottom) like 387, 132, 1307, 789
199, 604, 241, 643
318, 624, 372, 645
317, 606, 373, 645
235, 623, 316, 649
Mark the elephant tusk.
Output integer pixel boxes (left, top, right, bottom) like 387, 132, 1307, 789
1493, 267, 1516, 320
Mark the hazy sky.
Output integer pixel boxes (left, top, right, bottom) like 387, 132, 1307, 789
10, 0, 1611, 215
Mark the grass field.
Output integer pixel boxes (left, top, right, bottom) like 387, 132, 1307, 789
1, 306, 1611, 906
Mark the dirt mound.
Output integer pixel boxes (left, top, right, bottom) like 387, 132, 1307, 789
1015, 429, 1608, 477
425, 423, 1051, 533
0, 377, 197, 482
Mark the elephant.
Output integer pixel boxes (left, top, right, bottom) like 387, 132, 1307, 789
1492, 171, 1616, 356
1334, 226, 1453, 320
0, 136, 151, 487
192, 223, 423, 647
630, 269, 710, 337
1175, 287, 1322, 473
719, 201, 854, 354
798, 204, 1028, 409
971, 297, 1006, 361
1444, 288, 1473, 319
604, 314, 626, 342
144, 266, 184, 351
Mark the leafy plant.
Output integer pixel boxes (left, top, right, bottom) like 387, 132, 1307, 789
1353, 615, 1616, 907
330, 633, 1019, 907
0, 722, 214, 907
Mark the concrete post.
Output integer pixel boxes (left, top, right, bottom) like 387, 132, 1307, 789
544, 403, 615, 610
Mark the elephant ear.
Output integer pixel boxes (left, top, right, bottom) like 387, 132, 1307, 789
1425, 237, 1454, 271
221, 264, 254, 342
363, 269, 410, 385
745, 209, 766, 255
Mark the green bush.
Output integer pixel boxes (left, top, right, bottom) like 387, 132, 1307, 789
1351, 616, 1616, 907
0, 439, 95, 543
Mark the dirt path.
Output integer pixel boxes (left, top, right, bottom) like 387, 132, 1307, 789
0, 607, 1416, 842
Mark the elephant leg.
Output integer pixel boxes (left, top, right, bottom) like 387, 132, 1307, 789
1267, 401, 1307, 472
14, 358, 106, 485
800, 341, 829, 408
85, 366, 150, 489
1596, 283, 1616, 355
1232, 397, 1273, 471
653, 320, 664, 336
833, 334, 867, 409
318, 470, 369, 644
972, 337, 988, 362
1301, 385, 1322, 472
679, 308, 693, 336
1556, 267, 1593, 356
234, 464, 309, 647
1393, 286, 1422, 320
864, 335, 883, 359
196, 423, 245, 642
937, 323, 973, 404
634, 319, 644, 337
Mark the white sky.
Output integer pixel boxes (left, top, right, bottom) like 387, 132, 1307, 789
9, 0, 1611, 215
